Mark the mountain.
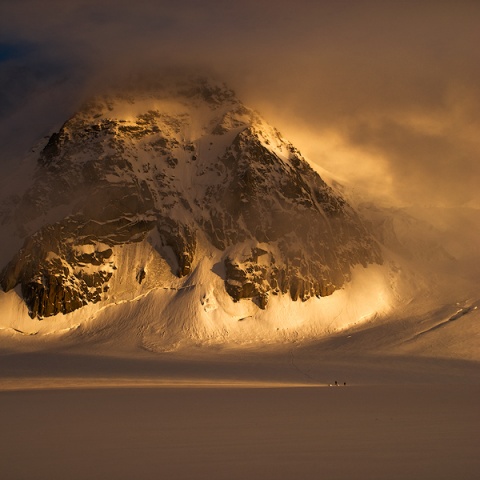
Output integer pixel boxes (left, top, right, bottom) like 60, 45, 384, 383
0, 76, 478, 357
0, 77, 388, 344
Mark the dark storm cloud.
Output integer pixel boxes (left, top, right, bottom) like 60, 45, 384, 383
0, 0, 479, 206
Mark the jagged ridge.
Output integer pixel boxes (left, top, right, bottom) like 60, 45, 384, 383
0, 77, 382, 318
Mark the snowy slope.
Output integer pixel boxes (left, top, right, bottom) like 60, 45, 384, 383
0, 77, 478, 359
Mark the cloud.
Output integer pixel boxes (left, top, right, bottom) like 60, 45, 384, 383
0, 0, 479, 206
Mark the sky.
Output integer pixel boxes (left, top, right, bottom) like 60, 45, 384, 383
0, 0, 479, 207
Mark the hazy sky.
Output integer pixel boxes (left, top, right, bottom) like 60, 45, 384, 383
1, 0, 479, 206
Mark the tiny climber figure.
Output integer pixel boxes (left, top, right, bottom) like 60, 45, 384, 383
334, 381, 338, 386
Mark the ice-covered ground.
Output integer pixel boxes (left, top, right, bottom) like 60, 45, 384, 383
0, 343, 479, 480
0, 384, 478, 480
1, 261, 479, 480
1, 171, 479, 478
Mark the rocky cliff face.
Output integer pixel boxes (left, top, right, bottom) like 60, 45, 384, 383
0, 77, 381, 318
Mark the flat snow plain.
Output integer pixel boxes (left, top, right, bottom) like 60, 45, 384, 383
1, 339, 479, 480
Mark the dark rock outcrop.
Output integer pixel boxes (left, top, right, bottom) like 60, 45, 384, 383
0, 223, 116, 318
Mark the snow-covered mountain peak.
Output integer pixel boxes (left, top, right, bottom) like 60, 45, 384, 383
0, 78, 383, 336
